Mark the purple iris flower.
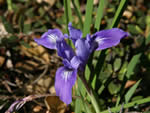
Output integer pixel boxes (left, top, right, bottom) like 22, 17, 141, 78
34, 23, 129, 105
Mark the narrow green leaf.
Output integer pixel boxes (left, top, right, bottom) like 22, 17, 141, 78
63, 0, 73, 46
78, 76, 101, 113
94, 0, 105, 31
77, 77, 86, 98
75, 88, 83, 113
83, 0, 93, 37
67, 0, 72, 22
110, 0, 129, 28
72, 0, 83, 29
75, 99, 82, 113
101, 97, 150, 113
63, 0, 72, 33
126, 53, 141, 79
115, 96, 121, 107
113, 58, 121, 72
78, 90, 93, 113
125, 79, 141, 103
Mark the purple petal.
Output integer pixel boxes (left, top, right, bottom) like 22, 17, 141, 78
55, 67, 77, 104
57, 40, 75, 61
92, 28, 129, 50
70, 56, 81, 69
62, 59, 73, 69
34, 29, 63, 49
68, 23, 82, 44
62, 56, 81, 70
75, 38, 91, 63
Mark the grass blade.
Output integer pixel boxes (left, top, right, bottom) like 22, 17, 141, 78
101, 97, 150, 113
126, 53, 141, 79
63, 0, 72, 33
75, 77, 86, 113
110, 0, 129, 28
72, 0, 83, 29
83, 0, 93, 37
94, 0, 106, 31
125, 79, 141, 103
78, 89, 93, 113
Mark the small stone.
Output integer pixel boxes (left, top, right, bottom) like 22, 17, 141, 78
33, 105, 42, 112
123, 10, 132, 19
49, 86, 55, 94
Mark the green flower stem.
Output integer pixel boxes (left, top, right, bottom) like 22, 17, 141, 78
79, 72, 101, 113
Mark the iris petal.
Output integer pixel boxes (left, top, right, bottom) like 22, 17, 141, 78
68, 23, 82, 44
63, 59, 73, 69
92, 28, 129, 50
70, 56, 81, 69
75, 39, 90, 63
34, 29, 63, 49
55, 67, 77, 104
57, 40, 75, 61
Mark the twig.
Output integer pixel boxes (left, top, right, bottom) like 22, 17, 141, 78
32, 65, 49, 84
5, 93, 80, 113
5, 93, 56, 113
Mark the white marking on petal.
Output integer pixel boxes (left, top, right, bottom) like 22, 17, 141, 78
95, 37, 105, 45
62, 70, 72, 82
65, 51, 70, 59
48, 34, 58, 43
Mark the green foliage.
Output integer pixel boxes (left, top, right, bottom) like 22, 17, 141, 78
1, 0, 150, 113
94, 0, 106, 31
110, 0, 129, 28
20, 41, 31, 48
101, 97, 150, 113
108, 81, 121, 95
72, 0, 83, 29
125, 80, 141, 103
83, 0, 93, 37
126, 53, 141, 79
0, 16, 14, 33
64, 0, 72, 33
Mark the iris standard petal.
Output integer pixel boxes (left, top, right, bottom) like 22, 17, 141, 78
34, 29, 63, 49
92, 28, 129, 50
68, 23, 82, 44
55, 67, 77, 105
75, 39, 90, 63
57, 40, 75, 61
